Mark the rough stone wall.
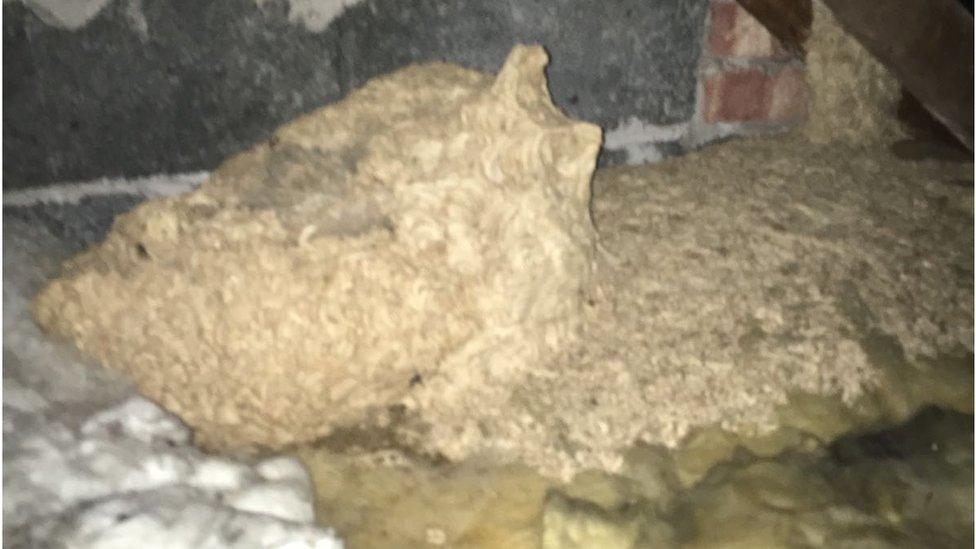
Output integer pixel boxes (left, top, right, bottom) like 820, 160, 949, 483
3, 0, 345, 188
4, 0, 706, 188
32, 45, 603, 454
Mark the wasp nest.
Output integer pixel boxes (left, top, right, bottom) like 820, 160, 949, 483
33, 45, 602, 453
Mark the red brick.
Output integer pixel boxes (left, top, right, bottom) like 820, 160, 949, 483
708, 0, 791, 60
709, 1, 740, 56
704, 67, 808, 124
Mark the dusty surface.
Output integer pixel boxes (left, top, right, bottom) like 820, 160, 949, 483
400, 133, 972, 480
32, 45, 602, 454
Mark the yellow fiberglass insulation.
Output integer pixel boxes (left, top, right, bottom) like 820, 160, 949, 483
32, 45, 603, 453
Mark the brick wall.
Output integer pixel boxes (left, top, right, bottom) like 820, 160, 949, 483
694, 0, 809, 142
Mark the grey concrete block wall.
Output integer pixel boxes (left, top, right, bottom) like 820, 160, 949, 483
3, 0, 709, 189
4, 0, 345, 189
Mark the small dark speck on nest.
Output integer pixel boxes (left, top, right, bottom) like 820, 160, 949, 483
409, 373, 423, 388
